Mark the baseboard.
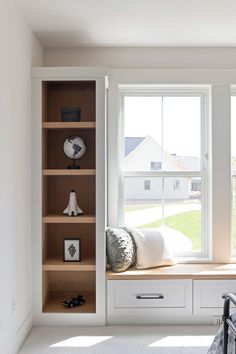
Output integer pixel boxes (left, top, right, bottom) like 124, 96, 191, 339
8, 311, 33, 354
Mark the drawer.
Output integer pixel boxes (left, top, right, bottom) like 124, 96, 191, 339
194, 280, 236, 315
114, 280, 188, 308
107, 279, 192, 318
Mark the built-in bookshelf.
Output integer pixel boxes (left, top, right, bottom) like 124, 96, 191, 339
41, 80, 97, 314
32, 67, 106, 325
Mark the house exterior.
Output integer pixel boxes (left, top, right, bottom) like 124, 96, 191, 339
124, 135, 200, 201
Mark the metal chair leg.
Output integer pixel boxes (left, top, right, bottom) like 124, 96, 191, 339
223, 298, 230, 354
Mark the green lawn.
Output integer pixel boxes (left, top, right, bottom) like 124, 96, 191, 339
139, 210, 201, 252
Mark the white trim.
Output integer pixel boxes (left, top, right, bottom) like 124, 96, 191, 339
109, 69, 236, 85
32, 66, 108, 79
95, 77, 107, 325
211, 85, 231, 262
8, 312, 33, 354
231, 90, 236, 257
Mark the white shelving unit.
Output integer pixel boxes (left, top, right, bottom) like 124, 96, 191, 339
31, 67, 107, 325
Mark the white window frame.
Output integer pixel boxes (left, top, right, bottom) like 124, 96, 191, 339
108, 70, 234, 263
231, 90, 236, 257
118, 86, 210, 259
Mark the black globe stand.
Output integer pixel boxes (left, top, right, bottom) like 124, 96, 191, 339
67, 159, 80, 169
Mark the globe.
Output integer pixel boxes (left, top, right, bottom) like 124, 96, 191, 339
63, 136, 86, 169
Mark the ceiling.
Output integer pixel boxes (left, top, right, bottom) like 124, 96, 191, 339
16, 0, 236, 48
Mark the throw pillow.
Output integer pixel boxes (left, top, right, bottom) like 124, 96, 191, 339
130, 228, 175, 269
106, 227, 136, 273
157, 225, 192, 254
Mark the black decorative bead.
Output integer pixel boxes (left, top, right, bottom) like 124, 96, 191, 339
62, 294, 85, 308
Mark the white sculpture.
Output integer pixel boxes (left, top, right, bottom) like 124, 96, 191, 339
63, 190, 83, 216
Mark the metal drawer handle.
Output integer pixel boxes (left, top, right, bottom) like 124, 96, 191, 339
136, 294, 164, 300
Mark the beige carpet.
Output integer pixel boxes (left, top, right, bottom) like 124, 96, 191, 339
19, 325, 218, 354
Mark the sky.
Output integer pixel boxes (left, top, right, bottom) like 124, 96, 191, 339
124, 96, 201, 158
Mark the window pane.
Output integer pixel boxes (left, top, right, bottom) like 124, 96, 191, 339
163, 97, 201, 171
124, 96, 201, 172
124, 176, 163, 227
162, 177, 202, 254
124, 96, 162, 171
124, 176, 202, 254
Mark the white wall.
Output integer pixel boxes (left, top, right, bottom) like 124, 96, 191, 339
0, 1, 43, 353
125, 176, 189, 201
44, 47, 236, 69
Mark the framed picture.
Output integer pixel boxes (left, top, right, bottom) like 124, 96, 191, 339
63, 238, 81, 262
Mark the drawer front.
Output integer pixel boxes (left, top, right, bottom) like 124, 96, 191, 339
115, 282, 187, 308
194, 280, 236, 315
107, 279, 192, 318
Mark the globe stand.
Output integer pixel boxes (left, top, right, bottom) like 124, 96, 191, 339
67, 159, 80, 169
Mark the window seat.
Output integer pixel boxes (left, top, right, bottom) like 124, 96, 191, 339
106, 263, 236, 280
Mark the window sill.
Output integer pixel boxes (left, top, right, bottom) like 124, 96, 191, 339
106, 263, 236, 280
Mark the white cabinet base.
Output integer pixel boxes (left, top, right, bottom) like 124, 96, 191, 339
194, 280, 236, 315
107, 278, 236, 324
107, 279, 192, 324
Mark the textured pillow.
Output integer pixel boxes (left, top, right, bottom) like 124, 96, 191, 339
130, 228, 175, 269
106, 228, 136, 273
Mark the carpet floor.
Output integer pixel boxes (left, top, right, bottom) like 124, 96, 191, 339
19, 325, 218, 354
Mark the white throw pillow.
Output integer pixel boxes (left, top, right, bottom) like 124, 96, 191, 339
130, 228, 175, 269
157, 225, 192, 254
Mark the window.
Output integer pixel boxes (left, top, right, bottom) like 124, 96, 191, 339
150, 161, 162, 170
144, 180, 151, 190
173, 180, 180, 191
121, 89, 209, 258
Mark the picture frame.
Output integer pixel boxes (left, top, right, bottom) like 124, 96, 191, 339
63, 238, 81, 262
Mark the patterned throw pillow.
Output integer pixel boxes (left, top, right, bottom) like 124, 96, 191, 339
106, 228, 136, 273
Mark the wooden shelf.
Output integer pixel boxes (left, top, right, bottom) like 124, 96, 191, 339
43, 122, 96, 129
106, 264, 236, 280
43, 169, 96, 176
43, 258, 96, 271
43, 290, 96, 313
43, 215, 96, 224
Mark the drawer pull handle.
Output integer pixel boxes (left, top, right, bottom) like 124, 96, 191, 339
136, 294, 164, 300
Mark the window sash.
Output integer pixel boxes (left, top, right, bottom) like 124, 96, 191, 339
120, 89, 209, 259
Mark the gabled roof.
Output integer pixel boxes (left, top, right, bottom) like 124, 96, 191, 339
125, 137, 145, 157
125, 136, 200, 171
172, 155, 200, 171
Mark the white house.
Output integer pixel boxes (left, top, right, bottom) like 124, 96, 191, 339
124, 135, 200, 201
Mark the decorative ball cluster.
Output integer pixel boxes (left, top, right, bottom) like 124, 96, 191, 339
62, 294, 85, 308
